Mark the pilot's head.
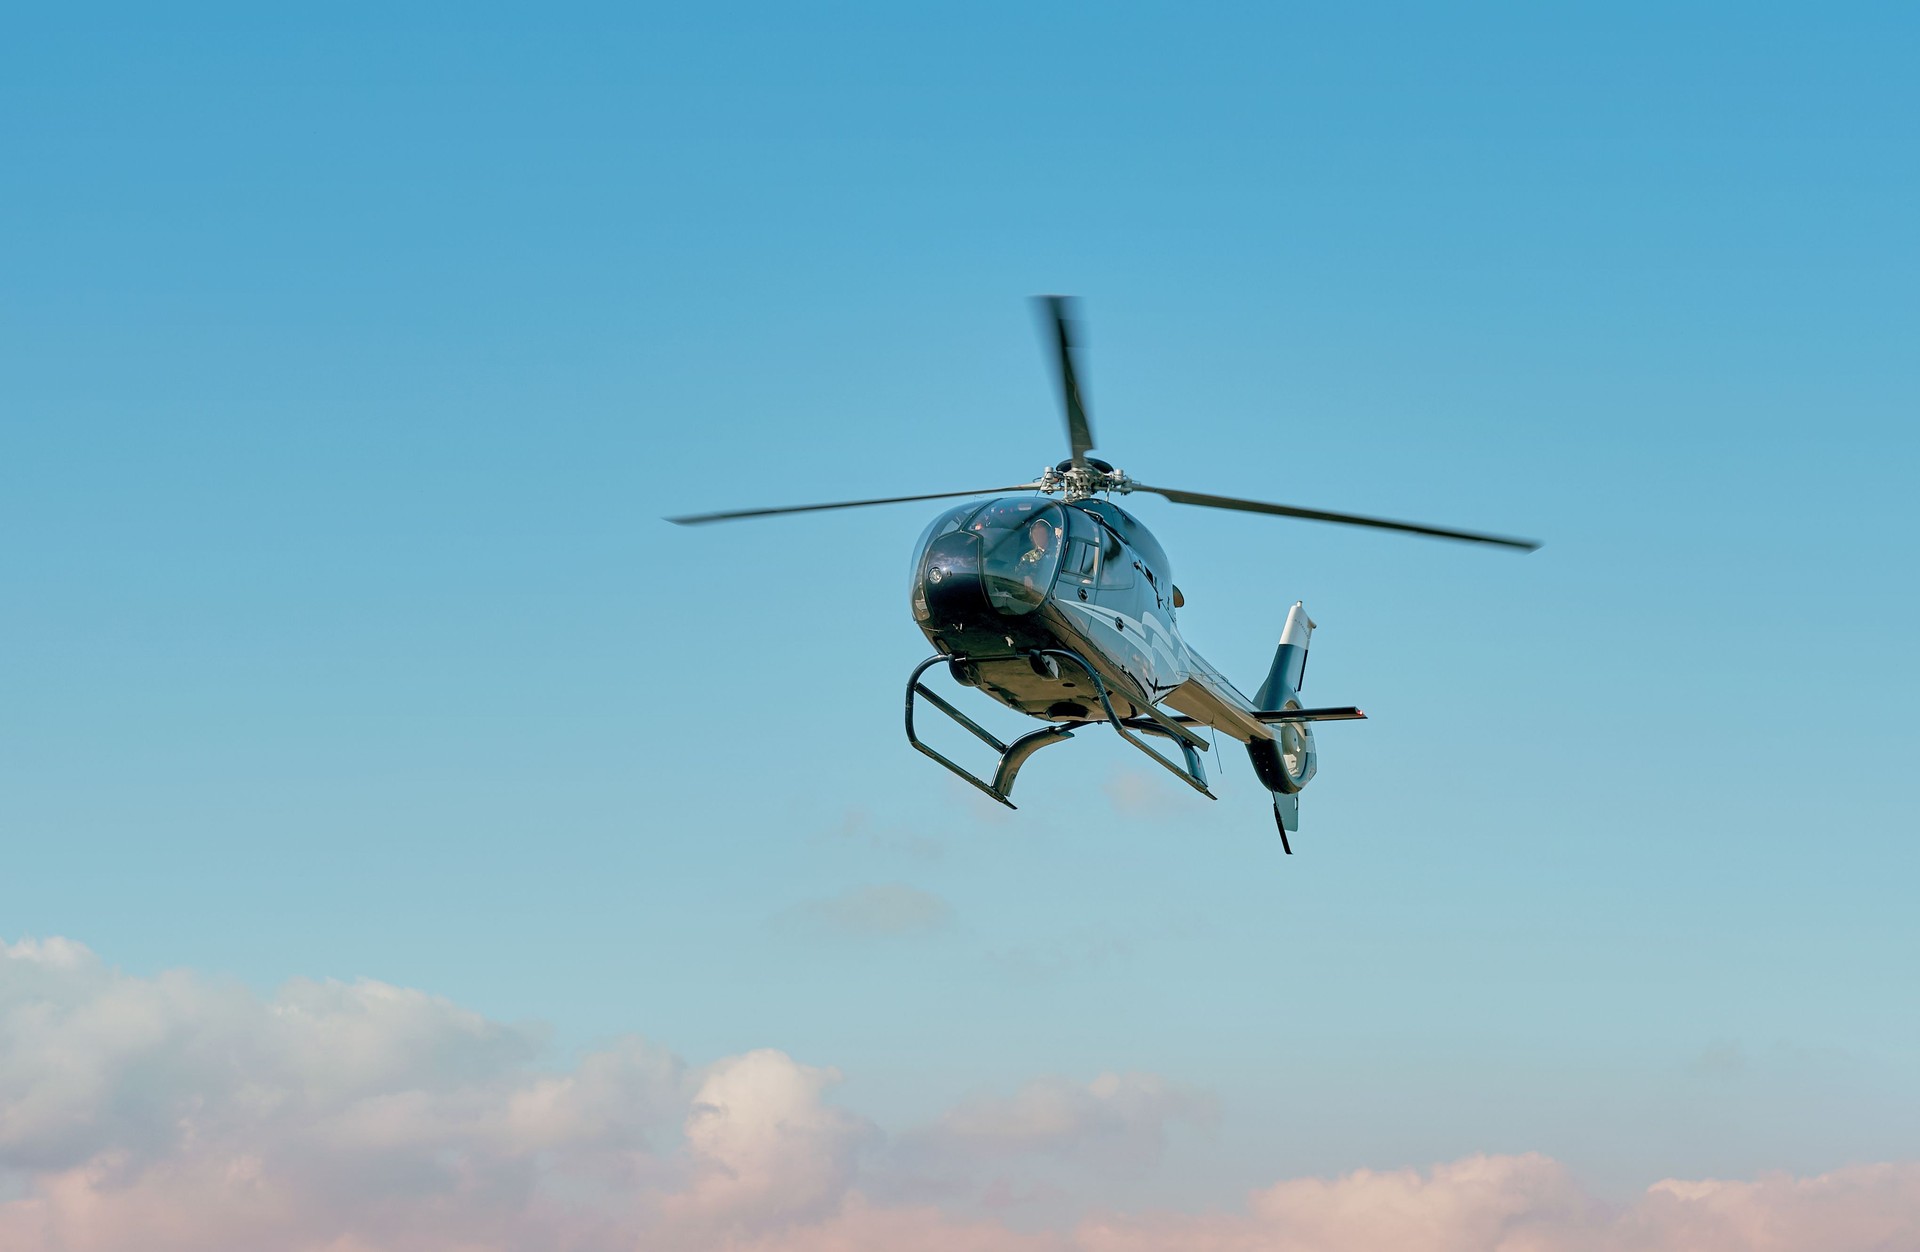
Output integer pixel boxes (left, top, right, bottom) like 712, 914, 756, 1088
1029, 518, 1053, 549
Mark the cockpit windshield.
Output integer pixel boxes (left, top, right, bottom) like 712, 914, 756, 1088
969, 498, 1065, 614
910, 502, 981, 585
909, 501, 984, 622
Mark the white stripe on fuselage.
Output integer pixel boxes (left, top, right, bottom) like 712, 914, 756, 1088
1055, 599, 1190, 695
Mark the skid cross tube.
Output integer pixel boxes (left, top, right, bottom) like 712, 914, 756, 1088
904, 655, 1075, 808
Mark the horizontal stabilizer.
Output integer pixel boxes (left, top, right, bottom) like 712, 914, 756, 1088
1255, 706, 1366, 724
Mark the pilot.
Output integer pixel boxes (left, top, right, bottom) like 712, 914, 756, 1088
1019, 517, 1056, 595
1020, 517, 1055, 565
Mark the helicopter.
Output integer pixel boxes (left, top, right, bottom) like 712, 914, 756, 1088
670, 299, 1537, 851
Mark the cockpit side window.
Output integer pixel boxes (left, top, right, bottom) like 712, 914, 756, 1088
1068, 541, 1098, 579
1094, 522, 1134, 590
1063, 508, 1102, 587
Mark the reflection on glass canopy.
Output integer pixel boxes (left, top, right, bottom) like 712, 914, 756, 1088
970, 498, 1064, 614
910, 502, 981, 585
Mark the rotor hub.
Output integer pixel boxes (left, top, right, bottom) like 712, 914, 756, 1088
1038, 458, 1133, 504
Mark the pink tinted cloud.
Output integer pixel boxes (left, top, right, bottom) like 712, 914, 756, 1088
3, 938, 1918, 1252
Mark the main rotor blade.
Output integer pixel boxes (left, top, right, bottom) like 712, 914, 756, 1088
667, 484, 1043, 526
1130, 484, 1540, 551
1036, 295, 1095, 466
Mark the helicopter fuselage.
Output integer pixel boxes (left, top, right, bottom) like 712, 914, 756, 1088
908, 494, 1277, 746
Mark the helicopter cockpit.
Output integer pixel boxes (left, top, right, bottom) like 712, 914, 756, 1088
970, 498, 1064, 614
909, 496, 1068, 624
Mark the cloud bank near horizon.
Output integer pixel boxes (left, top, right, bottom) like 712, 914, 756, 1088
1, 936, 1916, 1252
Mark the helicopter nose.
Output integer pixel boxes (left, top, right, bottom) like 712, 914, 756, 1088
920, 530, 988, 621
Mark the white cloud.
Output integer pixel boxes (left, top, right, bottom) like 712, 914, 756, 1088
1070, 1157, 1920, 1252
933, 1072, 1215, 1172
669, 1049, 873, 1234
0, 937, 683, 1250
3, 937, 1919, 1252
873, 1071, 1217, 1219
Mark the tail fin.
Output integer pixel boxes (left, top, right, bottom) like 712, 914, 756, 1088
1254, 601, 1314, 708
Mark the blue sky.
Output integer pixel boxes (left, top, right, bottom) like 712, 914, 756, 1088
4, 0, 1918, 1228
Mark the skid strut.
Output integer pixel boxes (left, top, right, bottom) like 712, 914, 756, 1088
904, 655, 1074, 808
904, 650, 1215, 807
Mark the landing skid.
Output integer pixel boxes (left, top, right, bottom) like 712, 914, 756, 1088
904, 649, 1215, 809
